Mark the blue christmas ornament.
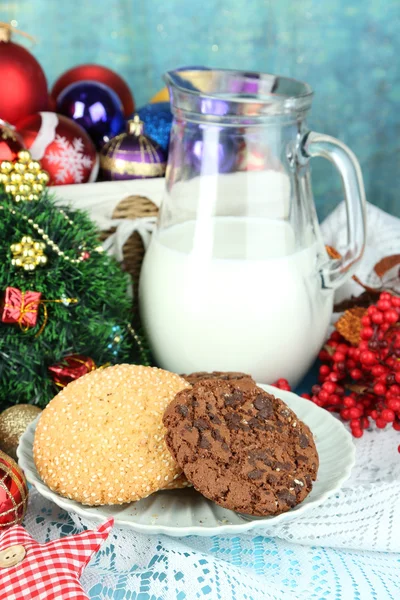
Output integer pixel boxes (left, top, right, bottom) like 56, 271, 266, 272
57, 81, 126, 149
136, 102, 172, 152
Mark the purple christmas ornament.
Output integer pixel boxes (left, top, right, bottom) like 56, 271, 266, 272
99, 116, 167, 180
56, 81, 125, 149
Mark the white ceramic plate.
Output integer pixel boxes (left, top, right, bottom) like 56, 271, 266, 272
18, 384, 355, 537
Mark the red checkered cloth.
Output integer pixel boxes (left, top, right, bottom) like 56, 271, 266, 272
0, 518, 113, 600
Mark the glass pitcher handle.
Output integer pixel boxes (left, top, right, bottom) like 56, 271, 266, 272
302, 131, 367, 289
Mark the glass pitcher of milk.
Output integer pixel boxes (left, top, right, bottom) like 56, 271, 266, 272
139, 69, 366, 386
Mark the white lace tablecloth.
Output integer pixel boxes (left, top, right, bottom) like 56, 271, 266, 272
22, 202, 400, 600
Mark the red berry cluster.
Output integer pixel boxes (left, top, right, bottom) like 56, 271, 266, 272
272, 378, 292, 392
307, 292, 400, 438
272, 293, 400, 443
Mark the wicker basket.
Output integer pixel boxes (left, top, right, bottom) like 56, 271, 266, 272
99, 195, 159, 299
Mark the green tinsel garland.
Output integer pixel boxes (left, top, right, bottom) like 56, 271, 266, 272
0, 187, 150, 410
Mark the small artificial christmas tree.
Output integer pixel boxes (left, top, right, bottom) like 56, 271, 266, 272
0, 150, 149, 410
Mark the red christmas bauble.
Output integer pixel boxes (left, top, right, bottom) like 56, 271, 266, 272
51, 64, 135, 117
0, 450, 28, 529
0, 40, 48, 125
16, 112, 99, 185
0, 120, 25, 161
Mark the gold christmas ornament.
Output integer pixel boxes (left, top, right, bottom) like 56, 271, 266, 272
28, 160, 41, 172
18, 183, 31, 195
11, 235, 48, 271
17, 150, 31, 163
0, 405, 42, 460
36, 171, 50, 185
13, 161, 26, 173
150, 87, 169, 103
10, 172, 22, 183
0, 151, 49, 202
32, 182, 44, 194
23, 171, 35, 183
0, 160, 13, 173
5, 183, 16, 194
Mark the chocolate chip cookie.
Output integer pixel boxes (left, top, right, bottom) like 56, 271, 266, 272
183, 371, 254, 385
163, 379, 319, 516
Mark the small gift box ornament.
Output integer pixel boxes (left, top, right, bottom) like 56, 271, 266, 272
1, 287, 41, 330
1, 287, 77, 336
48, 354, 96, 388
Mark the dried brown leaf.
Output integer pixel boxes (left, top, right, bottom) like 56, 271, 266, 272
346, 383, 368, 394
374, 254, 400, 278
326, 245, 342, 260
323, 344, 335, 357
325, 245, 382, 294
335, 306, 366, 346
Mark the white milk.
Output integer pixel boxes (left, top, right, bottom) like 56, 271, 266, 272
139, 217, 333, 386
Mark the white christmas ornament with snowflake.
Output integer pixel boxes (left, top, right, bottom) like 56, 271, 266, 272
47, 135, 94, 184
16, 112, 99, 186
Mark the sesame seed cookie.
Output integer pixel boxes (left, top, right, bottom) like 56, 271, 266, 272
33, 364, 190, 505
163, 378, 319, 516
163, 473, 192, 490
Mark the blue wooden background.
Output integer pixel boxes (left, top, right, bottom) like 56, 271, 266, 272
3, 0, 400, 220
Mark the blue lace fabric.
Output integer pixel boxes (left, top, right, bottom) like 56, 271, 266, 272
23, 486, 400, 600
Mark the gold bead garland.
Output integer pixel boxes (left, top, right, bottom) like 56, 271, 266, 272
57, 207, 75, 227
127, 323, 150, 366
0, 150, 50, 202
1, 205, 104, 265
11, 236, 47, 271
